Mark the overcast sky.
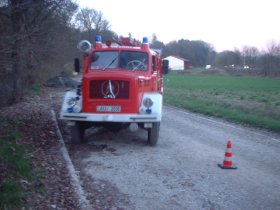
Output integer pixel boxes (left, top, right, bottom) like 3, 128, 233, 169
76, 0, 280, 52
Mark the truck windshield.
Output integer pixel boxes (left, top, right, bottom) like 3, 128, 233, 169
120, 51, 148, 71
90, 51, 148, 71
90, 51, 118, 70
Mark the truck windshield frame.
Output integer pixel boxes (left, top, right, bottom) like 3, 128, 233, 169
90, 51, 148, 71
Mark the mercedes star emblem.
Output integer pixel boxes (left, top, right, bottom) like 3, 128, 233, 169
101, 80, 120, 98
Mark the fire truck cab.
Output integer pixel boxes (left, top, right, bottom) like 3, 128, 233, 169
60, 35, 169, 146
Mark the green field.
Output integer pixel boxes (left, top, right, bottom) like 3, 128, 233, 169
163, 73, 280, 132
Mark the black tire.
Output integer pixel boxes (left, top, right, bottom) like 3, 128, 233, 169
69, 122, 85, 144
148, 122, 160, 146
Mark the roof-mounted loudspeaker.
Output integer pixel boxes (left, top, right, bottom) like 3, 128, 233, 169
77, 40, 92, 53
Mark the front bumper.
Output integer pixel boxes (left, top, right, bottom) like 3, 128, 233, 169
60, 112, 161, 122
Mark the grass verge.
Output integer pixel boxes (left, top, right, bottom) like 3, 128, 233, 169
28, 84, 42, 96
0, 118, 32, 209
163, 73, 280, 132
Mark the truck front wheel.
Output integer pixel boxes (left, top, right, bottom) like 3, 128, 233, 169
69, 122, 85, 144
148, 122, 160, 146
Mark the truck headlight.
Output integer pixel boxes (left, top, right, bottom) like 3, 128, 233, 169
67, 97, 77, 106
143, 97, 153, 108
73, 105, 82, 113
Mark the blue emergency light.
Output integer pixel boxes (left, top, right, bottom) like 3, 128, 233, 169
95, 35, 102, 42
142, 37, 148, 44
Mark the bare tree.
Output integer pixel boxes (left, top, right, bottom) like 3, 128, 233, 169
75, 7, 111, 41
215, 50, 241, 68
259, 41, 280, 76
266, 40, 280, 56
0, 0, 78, 106
75, 8, 93, 32
242, 46, 259, 68
150, 33, 164, 50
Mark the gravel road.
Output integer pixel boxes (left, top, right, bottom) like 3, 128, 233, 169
63, 105, 280, 210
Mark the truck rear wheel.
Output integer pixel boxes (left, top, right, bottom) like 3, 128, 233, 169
69, 122, 85, 144
148, 122, 160, 146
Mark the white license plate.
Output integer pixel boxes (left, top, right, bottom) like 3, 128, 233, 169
96, 105, 121, 112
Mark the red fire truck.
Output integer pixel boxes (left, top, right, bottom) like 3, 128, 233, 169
60, 35, 169, 146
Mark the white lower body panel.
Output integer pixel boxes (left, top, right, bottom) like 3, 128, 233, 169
60, 91, 162, 123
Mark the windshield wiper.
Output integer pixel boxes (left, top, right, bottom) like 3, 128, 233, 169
103, 56, 118, 70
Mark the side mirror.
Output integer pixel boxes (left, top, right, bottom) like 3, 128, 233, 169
162, 59, 169, 74
74, 58, 80, 73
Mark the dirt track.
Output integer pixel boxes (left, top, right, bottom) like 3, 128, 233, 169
52, 89, 280, 210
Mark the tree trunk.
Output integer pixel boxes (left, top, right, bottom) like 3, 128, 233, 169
10, 0, 24, 101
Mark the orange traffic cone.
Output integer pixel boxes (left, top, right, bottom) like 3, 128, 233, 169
218, 140, 237, 169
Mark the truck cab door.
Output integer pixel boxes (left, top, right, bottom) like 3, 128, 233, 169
151, 55, 161, 92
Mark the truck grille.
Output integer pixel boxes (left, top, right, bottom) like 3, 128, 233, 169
90, 80, 129, 99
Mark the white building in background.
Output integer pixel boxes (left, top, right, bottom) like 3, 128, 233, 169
164, 55, 189, 71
